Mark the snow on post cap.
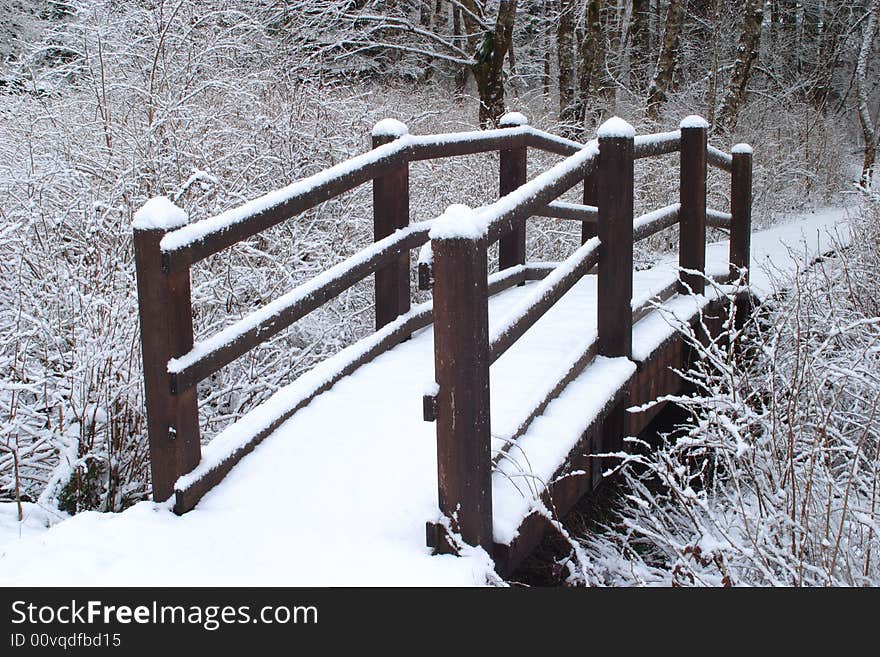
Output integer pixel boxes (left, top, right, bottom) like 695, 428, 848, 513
499, 111, 529, 127
732, 143, 753, 155
597, 116, 635, 139
429, 203, 486, 240
371, 118, 409, 139
680, 115, 709, 129
132, 196, 188, 231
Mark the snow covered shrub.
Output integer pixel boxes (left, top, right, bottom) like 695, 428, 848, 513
577, 204, 880, 586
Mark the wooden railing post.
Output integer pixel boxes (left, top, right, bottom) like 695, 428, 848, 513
596, 117, 635, 360
679, 115, 709, 295
132, 197, 201, 502
498, 112, 528, 271
730, 143, 753, 282
430, 205, 493, 552
582, 164, 598, 245
730, 143, 753, 329
371, 119, 411, 330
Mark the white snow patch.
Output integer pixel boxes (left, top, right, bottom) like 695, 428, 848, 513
732, 143, 753, 155
635, 130, 680, 147
680, 114, 709, 129
597, 116, 635, 139
492, 356, 635, 545
372, 118, 409, 138
132, 196, 188, 231
499, 112, 529, 127
429, 204, 486, 240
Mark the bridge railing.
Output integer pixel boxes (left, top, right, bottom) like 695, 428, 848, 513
422, 115, 753, 553
132, 114, 616, 512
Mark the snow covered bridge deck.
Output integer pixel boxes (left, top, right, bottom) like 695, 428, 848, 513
0, 107, 854, 584
0, 209, 850, 586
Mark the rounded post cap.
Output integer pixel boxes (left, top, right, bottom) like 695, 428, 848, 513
429, 203, 486, 241
371, 118, 409, 139
597, 116, 636, 139
132, 196, 188, 231
732, 143, 753, 155
499, 111, 529, 127
680, 115, 709, 129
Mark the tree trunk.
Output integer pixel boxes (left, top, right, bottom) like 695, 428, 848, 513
558, 0, 577, 129
646, 0, 685, 122
856, 0, 880, 187
577, 0, 609, 132
705, 0, 720, 126
630, 0, 649, 89
453, 5, 468, 98
716, 0, 764, 132
465, 0, 518, 127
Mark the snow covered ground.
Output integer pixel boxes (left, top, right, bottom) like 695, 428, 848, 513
0, 205, 853, 586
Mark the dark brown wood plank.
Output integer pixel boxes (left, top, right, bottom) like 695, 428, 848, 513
431, 235, 493, 552
133, 225, 201, 502
170, 227, 430, 394
679, 122, 708, 295
597, 127, 635, 359
582, 167, 599, 244
730, 146, 753, 281
373, 131, 411, 330
492, 377, 632, 578
498, 140, 528, 271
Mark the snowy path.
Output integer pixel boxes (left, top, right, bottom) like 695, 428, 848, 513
0, 206, 853, 586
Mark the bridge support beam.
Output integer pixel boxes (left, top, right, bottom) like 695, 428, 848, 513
679, 116, 709, 295
132, 200, 201, 502
498, 112, 528, 272
430, 213, 493, 553
372, 120, 411, 331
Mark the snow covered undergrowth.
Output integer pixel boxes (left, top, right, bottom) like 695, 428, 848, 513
0, 206, 854, 586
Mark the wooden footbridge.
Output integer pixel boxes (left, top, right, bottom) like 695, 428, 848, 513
132, 113, 753, 578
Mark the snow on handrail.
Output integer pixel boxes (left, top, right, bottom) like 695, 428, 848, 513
707, 144, 733, 171
489, 237, 601, 363
707, 208, 732, 229
634, 130, 680, 159
633, 203, 681, 242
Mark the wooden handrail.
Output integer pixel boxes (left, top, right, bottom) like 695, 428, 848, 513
708, 144, 733, 172
133, 111, 751, 514
537, 200, 598, 222
489, 238, 600, 363
633, 203, 680, 242
168, 223, 432, 394
634, 130, 680, 159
